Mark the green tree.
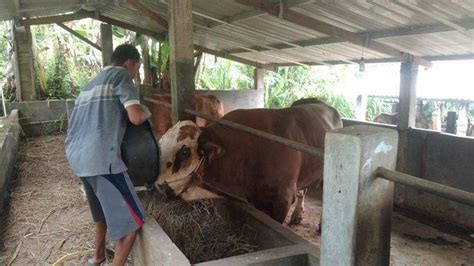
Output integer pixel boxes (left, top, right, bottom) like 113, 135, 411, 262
47, 49, 77, 99
366, 98, 396, 121
197, 55, 254, 90
265, 66, 355, 118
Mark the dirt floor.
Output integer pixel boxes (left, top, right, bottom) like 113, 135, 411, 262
0, 135, 113, 265
1, 134, 473, 265
285, 195, 474, 266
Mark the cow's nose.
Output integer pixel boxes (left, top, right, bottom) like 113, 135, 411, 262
156, 182, 176, 199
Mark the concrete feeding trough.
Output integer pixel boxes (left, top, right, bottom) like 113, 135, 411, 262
132, 192, 319, 266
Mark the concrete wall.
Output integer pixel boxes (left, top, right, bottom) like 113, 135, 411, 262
0, 110, 20, 216
140, 86, 265, 113
342, 119, 474, 230
196, 90, 264, 112
9, 100, 74, 137
6, 88, 264, 137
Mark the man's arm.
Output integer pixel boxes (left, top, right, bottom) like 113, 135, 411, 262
126, 104, 151, 125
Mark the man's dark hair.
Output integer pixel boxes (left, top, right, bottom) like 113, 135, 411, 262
111, 44, 140, 65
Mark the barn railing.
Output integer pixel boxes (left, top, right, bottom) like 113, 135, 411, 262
144, 97, 325, 158
376, 167, 474, 207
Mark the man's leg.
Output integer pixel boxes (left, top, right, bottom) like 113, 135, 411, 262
97, 172, 145, 265
81, 177, 107, 263
91, 220, 107, 263
112, 229, 138, 266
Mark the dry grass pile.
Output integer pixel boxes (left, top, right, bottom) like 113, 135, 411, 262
145, 192, 258, 264
0, 134, 98, 265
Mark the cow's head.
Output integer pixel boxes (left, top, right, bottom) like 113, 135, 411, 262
157, 120, 224, 199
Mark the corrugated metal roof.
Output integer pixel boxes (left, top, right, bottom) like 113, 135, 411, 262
0, 0, 473, 67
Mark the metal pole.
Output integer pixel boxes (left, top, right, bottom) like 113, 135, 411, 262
376, 167, 474, 207
144, 97, 325, 158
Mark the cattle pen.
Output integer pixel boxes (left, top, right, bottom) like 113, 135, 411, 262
145, 95, 474, 265
1, 0, 474, 265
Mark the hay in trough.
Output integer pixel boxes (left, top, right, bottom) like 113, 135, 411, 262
145, 192, 258, 264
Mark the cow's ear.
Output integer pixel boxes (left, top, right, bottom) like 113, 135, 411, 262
198, 131, 225, 163
200, 141, 225, 163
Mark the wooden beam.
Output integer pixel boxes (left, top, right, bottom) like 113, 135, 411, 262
94, 14, 166, 42
21, 10, 92, 26
233, 0, 432, 67
120, 3, 278, 71
126, 0, 168, 30
98, 14, 274, 71
20, 6, 276, 71
194, 45, 276, 72
193, 11, 318, 66
168, 0, 195, 123
56, 23, 101, 51
209, 0, 316, 28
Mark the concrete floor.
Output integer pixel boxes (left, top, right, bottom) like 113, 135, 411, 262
285, 195, 474, 266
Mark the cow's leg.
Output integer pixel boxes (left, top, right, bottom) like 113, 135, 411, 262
270, 191, 293, 223
289, 189, 307, 225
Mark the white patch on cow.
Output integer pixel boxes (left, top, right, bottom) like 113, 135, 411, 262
158, 121, 218, 200
158, 121, 202, 194
374, 141, 393, 154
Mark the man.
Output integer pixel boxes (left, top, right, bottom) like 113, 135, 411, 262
66, 44, 150, 265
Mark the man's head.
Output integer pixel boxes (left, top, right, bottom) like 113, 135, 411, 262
111, 44, 141, 79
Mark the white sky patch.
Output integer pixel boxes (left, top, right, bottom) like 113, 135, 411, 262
330, 60, 474, 101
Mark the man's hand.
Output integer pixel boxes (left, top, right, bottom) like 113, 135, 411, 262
141, 105, 152, 120
126, 104, 151, 125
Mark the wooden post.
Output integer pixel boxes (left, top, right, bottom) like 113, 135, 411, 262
142, 36, 152, 85
13, 25, 36, 101
446, 111, 457, 134
396, 56, 418, 207
168, 0, 195, 123
100, 23, 113, 67
398, 56, 418, 130
254, 68, 265, 90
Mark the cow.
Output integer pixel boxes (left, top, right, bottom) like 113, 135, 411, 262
150, 93, 225, 138
374, 112, 431, 129
156, 98, 342, 229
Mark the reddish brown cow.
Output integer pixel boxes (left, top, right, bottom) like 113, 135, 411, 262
150, 93, 224, 138
374, 112, 431, 129
157, 99, 342, 228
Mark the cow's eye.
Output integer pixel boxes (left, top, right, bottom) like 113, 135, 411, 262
177, 146, 191, 160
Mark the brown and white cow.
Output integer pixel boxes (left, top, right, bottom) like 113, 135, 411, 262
150, 93, 225, 138
156, 99, 342, 228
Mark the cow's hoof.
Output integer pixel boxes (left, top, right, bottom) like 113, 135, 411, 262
288, 213, 303, 226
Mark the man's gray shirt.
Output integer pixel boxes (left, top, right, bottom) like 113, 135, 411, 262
66, 66, 140, 177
